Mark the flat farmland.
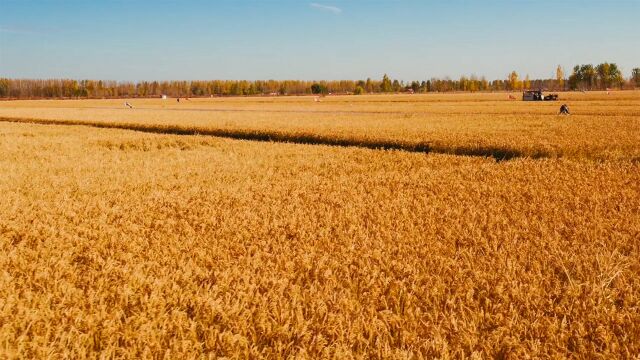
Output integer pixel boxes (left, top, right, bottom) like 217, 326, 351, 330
1, 93, 639, 358
1, 91, 639, 160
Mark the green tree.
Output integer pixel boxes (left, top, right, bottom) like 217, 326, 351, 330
381, 74, 392, 93
310, 83, 327, 95
596, 63, 612, 88
568, 65, 581, 90
353, 86, 365, 95
392, 79, 401, 92
609, 63, 624, 88
582, 64, 597, 89
569, 64, 597, 90
633, 68, 640, 87
410, 81, 420, 93
596, 62, 623, 89
365, 78, 374, 93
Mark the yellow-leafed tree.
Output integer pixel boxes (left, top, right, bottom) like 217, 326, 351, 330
556, 65, 565, 90
509, 71, 521, 90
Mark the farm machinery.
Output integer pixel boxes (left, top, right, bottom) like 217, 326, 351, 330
522, 90, 558, 101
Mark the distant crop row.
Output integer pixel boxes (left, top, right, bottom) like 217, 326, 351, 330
0, 94, 638, 161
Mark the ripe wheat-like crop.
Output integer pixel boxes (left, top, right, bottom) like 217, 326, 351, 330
0, 92, 639, 358
1, 91, 638, 160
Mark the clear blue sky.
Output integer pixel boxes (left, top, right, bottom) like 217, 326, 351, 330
1, 0, 638, 81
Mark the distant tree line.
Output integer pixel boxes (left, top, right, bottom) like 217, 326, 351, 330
1, 63, 638, 99
567, 63, 627, 90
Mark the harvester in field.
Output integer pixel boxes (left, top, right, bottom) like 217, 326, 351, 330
522, 90, 558, 101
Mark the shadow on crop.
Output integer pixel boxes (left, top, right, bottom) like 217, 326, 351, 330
0, 117, 551, 161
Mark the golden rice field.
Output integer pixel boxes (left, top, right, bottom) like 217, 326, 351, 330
0, 92, 639, 358
1, 91, 639, 160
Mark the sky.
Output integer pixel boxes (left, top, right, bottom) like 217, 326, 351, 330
1, 0, 639, 81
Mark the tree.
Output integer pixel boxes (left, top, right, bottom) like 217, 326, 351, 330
608, 63, 624, 88
381, 74, 392, 92
410, 81, 420, 93
392, 79, 401, 92
556, 65, 565, 90
310, 83, 326, 94
1, 65, 635, 99
596, 62, 623, 89
480, 77, 489, 91
568, 66, 579, 90
508, 71, 520, 90
420, 81, 428, 92
365, 78, 374, 93
468, 76, 479, 92
459, 76, 468, 91
596, 63, 612, 88
0, 78, 9, 97
569, 64, 597, 90
632, 68, 640, 88
582, 65, 597, 89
